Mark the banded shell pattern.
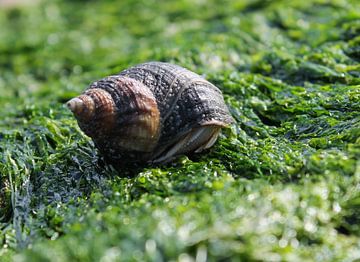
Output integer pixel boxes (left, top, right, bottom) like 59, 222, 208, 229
67, 62, 233, 165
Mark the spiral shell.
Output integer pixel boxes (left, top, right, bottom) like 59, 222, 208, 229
67, 62, 233, 164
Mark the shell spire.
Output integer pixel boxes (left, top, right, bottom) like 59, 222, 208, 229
66, 97, 83, 113
66, 95, 95, 121
67, 76, 161, 164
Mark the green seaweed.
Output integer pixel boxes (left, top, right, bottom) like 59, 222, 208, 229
0, 0, 359, 261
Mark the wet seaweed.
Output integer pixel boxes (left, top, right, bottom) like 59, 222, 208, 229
0, 0, 359, 261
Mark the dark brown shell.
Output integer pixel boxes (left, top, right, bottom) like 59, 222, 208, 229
67, 62, 233, 165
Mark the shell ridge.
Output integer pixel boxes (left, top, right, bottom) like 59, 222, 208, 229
118, 63, 185, 120
161, 74, 191, 122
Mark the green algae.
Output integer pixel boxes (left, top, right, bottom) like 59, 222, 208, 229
0, 0, 360, 261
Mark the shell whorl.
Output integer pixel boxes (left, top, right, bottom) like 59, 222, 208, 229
119, 62, 234, 147
69, 76, 161, 154
67, 96, 95, 121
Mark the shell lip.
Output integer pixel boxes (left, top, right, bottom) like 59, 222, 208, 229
199, 119, 233, 127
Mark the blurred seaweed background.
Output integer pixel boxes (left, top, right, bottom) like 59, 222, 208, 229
0, 0, 359, 261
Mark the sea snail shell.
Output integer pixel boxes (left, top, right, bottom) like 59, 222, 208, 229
67, 62, 234, 164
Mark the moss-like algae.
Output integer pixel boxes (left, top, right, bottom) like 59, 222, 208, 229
0, 0, 359, 261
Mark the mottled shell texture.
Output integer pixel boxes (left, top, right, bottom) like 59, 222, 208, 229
67, 62, 233, 164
